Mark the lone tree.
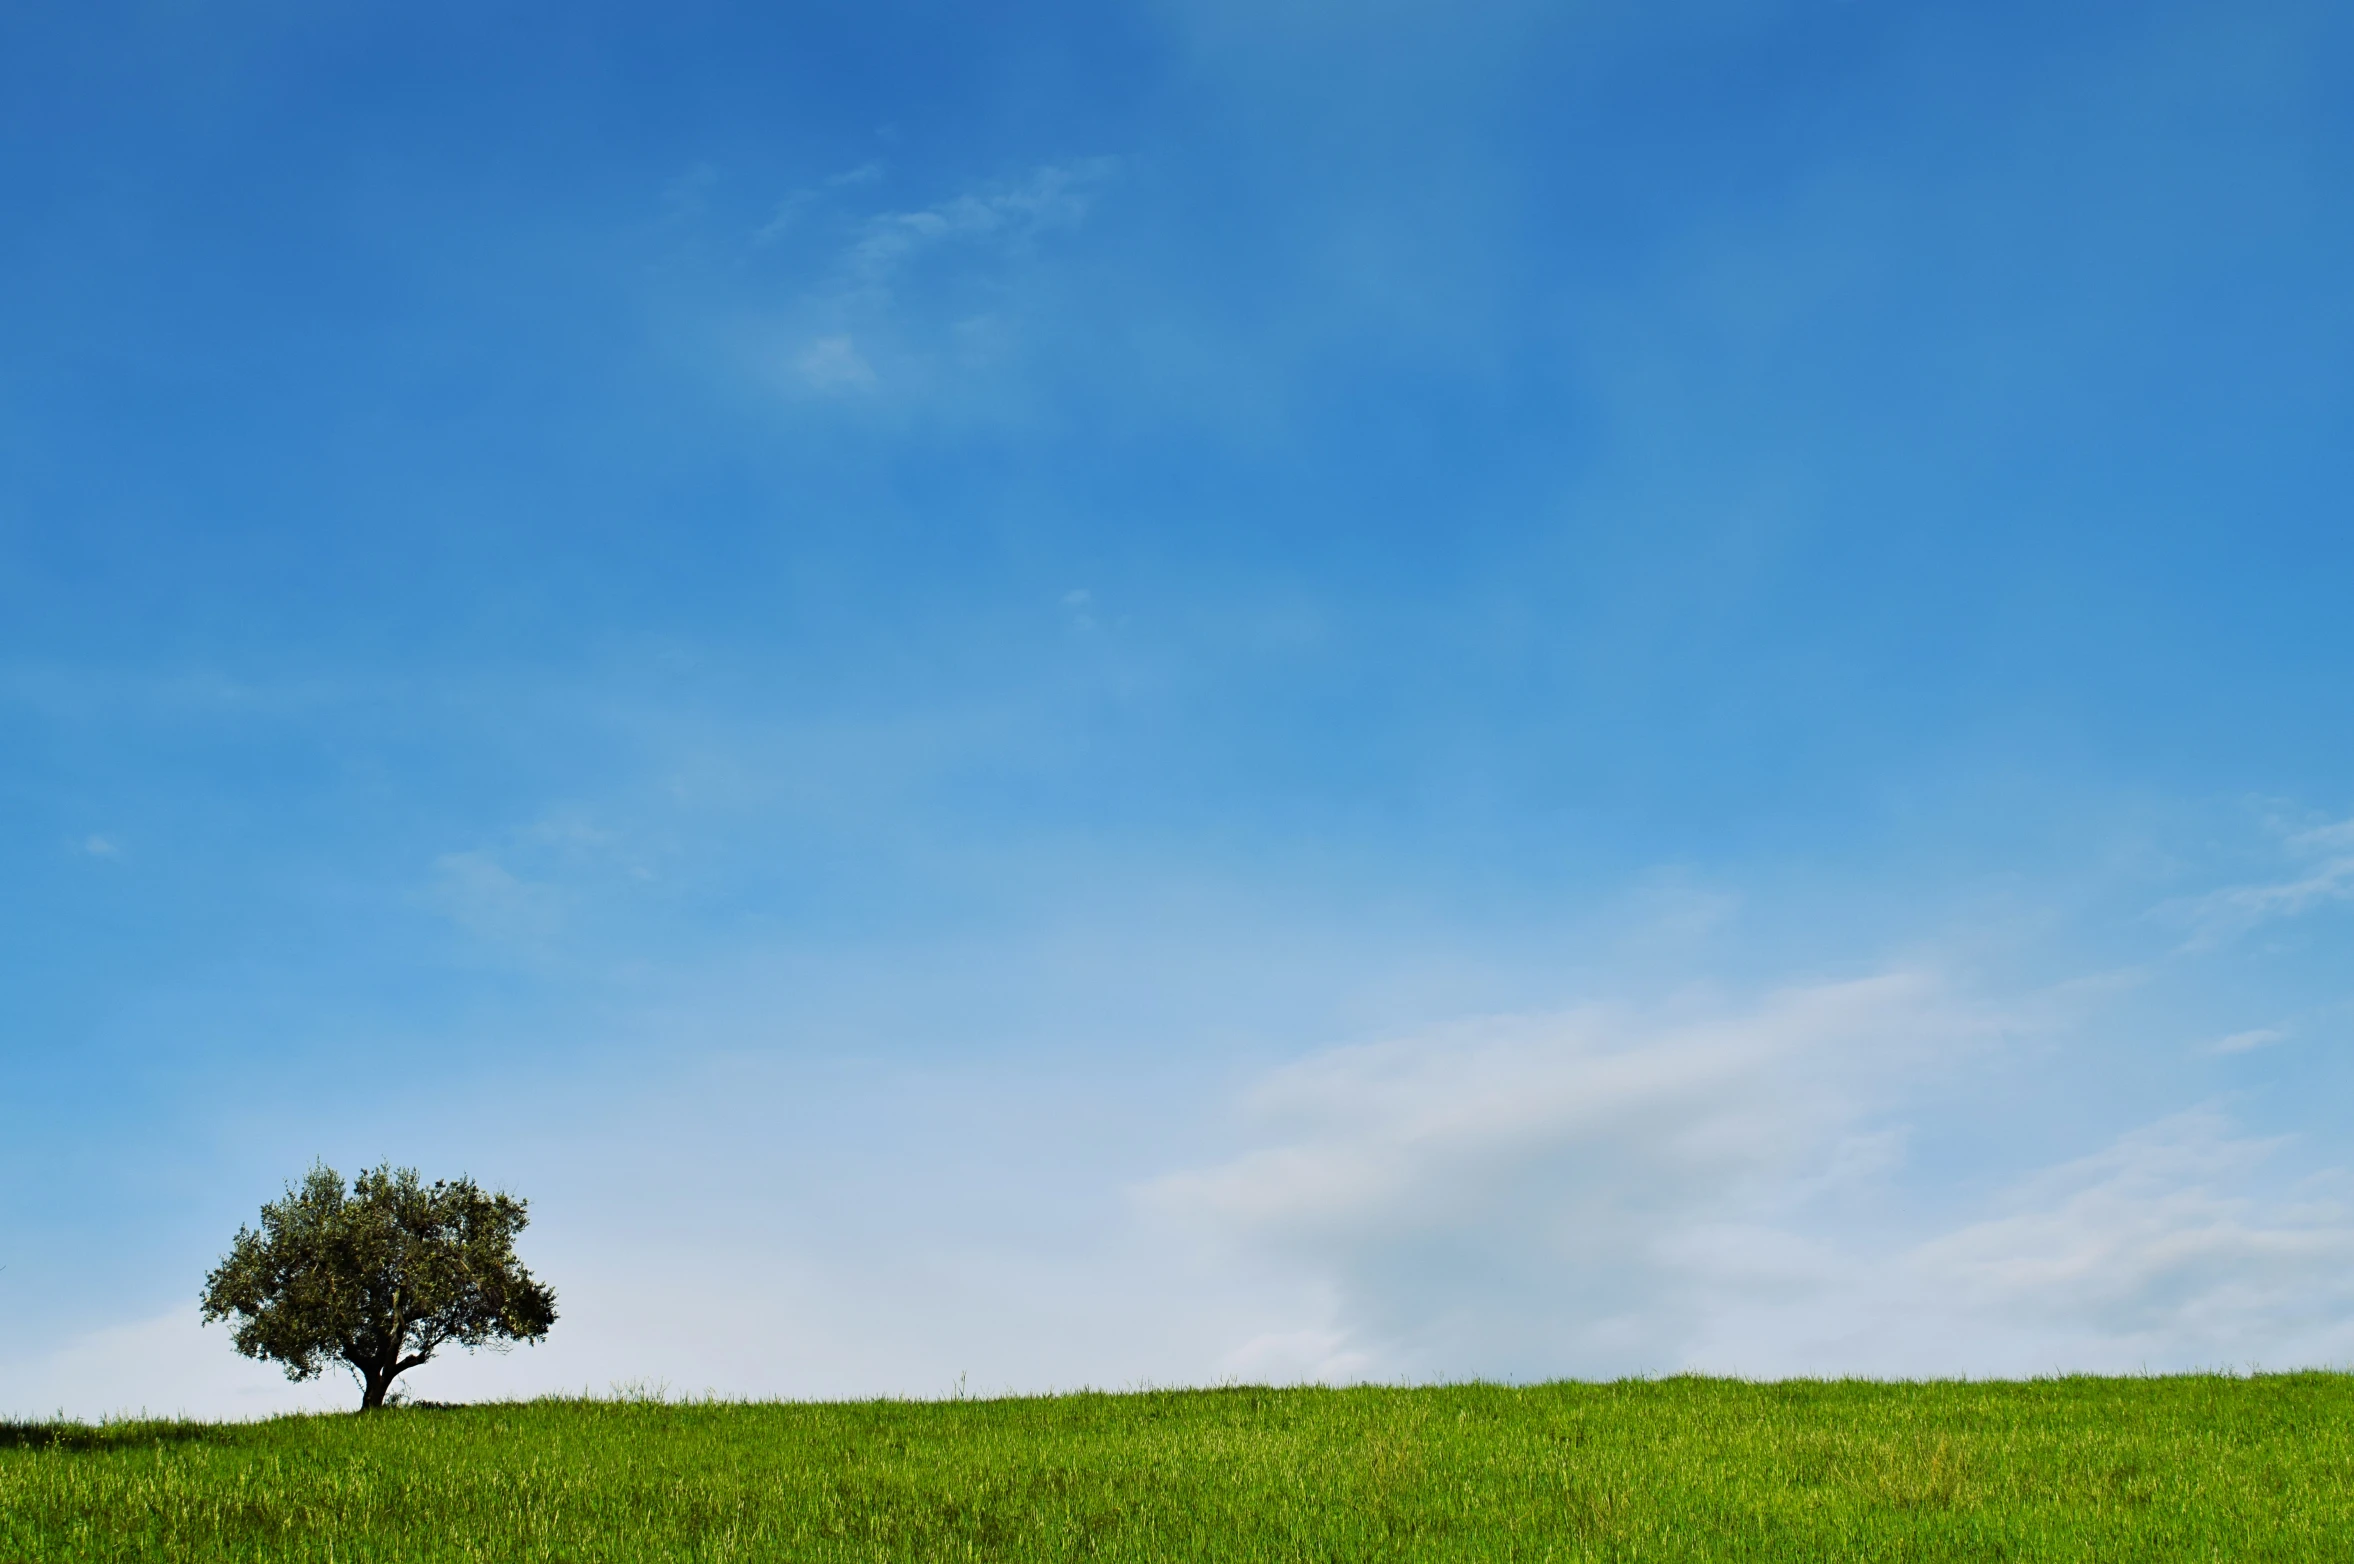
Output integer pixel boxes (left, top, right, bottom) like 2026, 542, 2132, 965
201, 1163, 557, 1410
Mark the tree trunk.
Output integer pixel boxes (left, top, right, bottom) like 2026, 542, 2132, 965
359, 1365, 395, 1411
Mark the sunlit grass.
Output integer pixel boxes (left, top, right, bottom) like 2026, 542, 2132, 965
5, 1374, 2348, 1560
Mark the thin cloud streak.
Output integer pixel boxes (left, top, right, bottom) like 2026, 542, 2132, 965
2169, 817, 2354, 951
763, 159, 1118, 399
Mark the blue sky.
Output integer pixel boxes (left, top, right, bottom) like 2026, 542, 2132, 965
6, 0, 2354, 1414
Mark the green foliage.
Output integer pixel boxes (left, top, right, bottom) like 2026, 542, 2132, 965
5, 1375, 2351, 1561
198, 1164, 556, 1411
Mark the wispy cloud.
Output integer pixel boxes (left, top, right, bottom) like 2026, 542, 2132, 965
835, 161, 1109, 293
424, 808, 657, 966
2169, 816, 2354, 950
1685, 1113, 2354, 1378
754, 159, 1116, 401
1145, 977, 2354, 1379
1143, 975, 1995, 1376
1890, 1114, 2354, 1362
751, 161, 889, 247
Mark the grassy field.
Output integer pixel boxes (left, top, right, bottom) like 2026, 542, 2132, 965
3, 1375, 2349, 1561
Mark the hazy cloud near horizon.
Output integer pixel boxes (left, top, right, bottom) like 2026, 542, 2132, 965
1151, 975, 2354, 1383
14, 946, 2353, 1419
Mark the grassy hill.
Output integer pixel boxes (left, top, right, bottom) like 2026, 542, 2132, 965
5, 1375, 2349, 1560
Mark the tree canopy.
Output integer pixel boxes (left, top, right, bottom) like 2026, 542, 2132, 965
201, 1163, 557, 1410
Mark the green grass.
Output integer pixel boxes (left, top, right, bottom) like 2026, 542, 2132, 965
4, 1375, 2349, 1561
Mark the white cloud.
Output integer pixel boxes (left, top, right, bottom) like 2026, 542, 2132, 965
1888, 1115, 2354, 1368
2213, 1027, 2287, 1055
80, 834, 121, 859
1146, 977, 2354, 1380
1145, 975, 1990, 1377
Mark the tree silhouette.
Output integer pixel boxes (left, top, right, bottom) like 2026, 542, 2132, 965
201, 1164, 556, 1410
